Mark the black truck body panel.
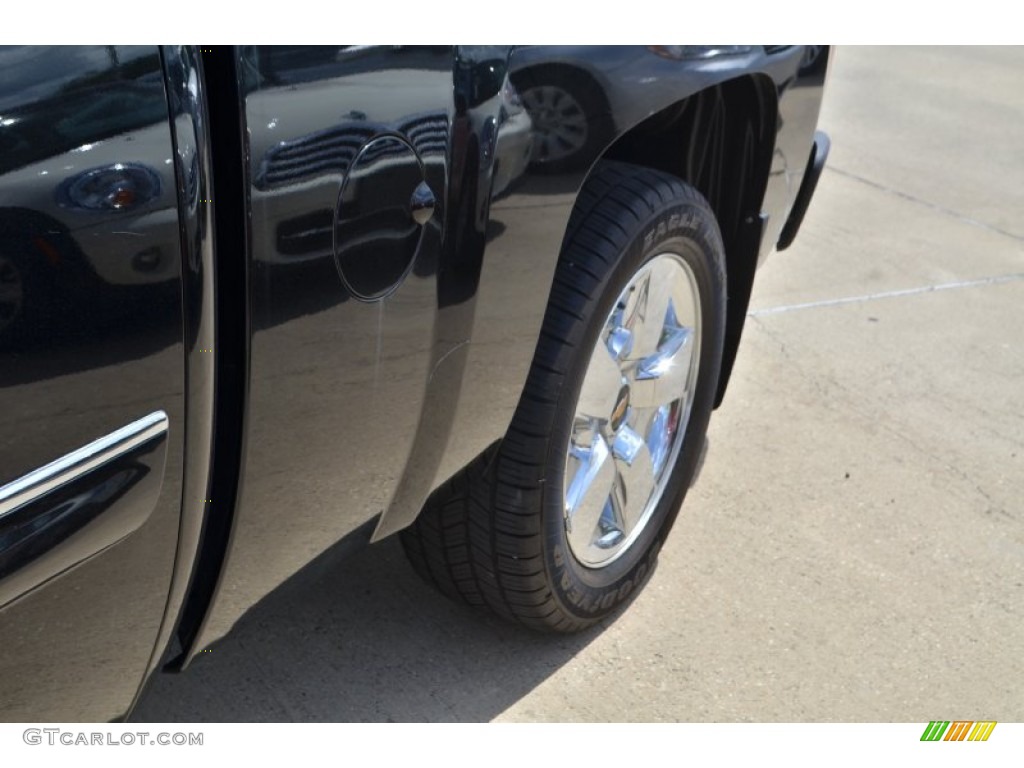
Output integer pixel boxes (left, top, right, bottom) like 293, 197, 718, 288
0, 45, 829, 720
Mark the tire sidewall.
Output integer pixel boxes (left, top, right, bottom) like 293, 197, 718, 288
542, 197, 726, 619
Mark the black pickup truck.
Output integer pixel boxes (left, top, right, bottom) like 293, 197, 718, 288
0, 45, 829, 720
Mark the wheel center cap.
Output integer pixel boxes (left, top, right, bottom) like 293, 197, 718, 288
610, 385, 630, 431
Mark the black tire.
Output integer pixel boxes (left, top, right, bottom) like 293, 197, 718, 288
511, 66, 614, 175
402, 161, 727, 631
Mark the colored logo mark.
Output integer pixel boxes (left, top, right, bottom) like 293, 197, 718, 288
920, 721, 996, 741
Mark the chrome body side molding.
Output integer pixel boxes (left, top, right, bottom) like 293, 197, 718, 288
0, 411, 169, 519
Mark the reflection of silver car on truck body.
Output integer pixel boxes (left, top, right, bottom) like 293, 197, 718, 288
0, 124, 181, 287
246, 54, 531, 268
0, 74, 182, 289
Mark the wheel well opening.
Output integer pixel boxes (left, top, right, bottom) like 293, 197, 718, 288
599, 75, 778, 404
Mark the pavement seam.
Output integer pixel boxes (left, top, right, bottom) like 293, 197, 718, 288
827, 165, 1024, 243
748, 272, 1024, 317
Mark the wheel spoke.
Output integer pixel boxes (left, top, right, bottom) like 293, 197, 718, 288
565, 432, 616, 557
557, 112, 586, 133
620, 269, 650, 337
554, 133, 575, 151
575, 343, 625, 422
596, 494, 625, 549
629, 299, 696, 409
530, 88, 549, 110
612, 425, 656, 533
645, 404, 676, 477
625, 261, 676, 358
611, 421, 646, 464
554, 125, 585, 148
607, 325, 633, 360
569, 414, 598, 450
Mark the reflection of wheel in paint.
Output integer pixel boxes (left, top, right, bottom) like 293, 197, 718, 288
401, 162, 726, 631
513, 67, 613, 174
0, 254, 25, 336
521, 84, 588, 164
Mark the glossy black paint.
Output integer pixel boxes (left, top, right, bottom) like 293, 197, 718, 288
0, 45, 829, 717
168, 45, 251, 669
133, 46, 220, 689
187, 45, 829, 659
777, 130, 831, 251
0, 46, 186, 720
191, 45, 455, 648
0, 432, 166, 605
333, 135, 429, 299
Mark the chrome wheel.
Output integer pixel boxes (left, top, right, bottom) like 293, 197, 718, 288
0, 255, 24, 334
563, 252, 702, 568
520, 84, 589, 164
